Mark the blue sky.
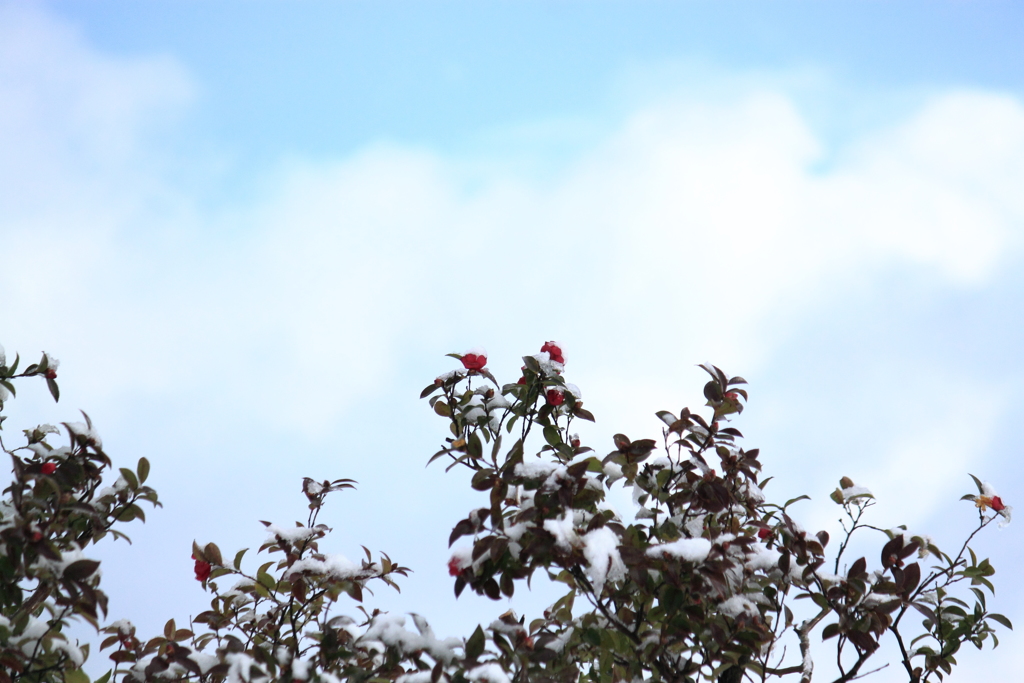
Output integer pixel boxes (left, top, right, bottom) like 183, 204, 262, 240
2, 2, 1024, 680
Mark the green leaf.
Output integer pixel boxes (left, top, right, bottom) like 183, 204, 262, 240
468, 431, 483, 459
784, 495, 811, 509
543, 425, 561, 448
119, 468, 139, 491
137, 457, 150, 484
655, 411, 677, 426
257, 566, 276, 590
988, 613, 1013, 630
63, 559, 101, 581
120, 504, 145, 523
968, 474, 984, 495
574, 407, 596, 422
46, 377, 60, 402
233, 548, 248, 570
65, 669, 89, 683
204, 542, 224, 566
465, 625, 485, 660
0, 380, 15, 398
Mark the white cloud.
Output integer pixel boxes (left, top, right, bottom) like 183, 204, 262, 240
5, 5, 1024, 428
5, 8, 1024, 459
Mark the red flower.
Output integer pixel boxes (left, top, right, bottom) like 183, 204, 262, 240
540, 341, 564, 364
193, 554, 212, 582
570, 435, 580, 449
757, 527, 772, 540
447, 557, 463, 576
545, 389, 564, 406
516, 376, 526, 385
991, 496, 1006, 512
40, 462, 56, 475
461, 352, 487, 371
45, 369, 57, 380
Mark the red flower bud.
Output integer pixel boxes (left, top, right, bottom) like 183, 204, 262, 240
991, 496, 1006, 512
193, 554, 212, 582
516, 376, 526, 385
757, 527, 772, 540
540, 342, 565, 364
45, 369, 57, 380
30, 531, 43, 543
571, 437, 580, 449
447, 557, 463, 576
545, 389, 564, 406
461, 353, 487, 371
40, 462, 56, 475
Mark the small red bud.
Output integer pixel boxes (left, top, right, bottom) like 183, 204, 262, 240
45, 369, 57, 380
448, 556, 466, 576
40, 462, 56, 475
545, 389, 564, 406
757, 527, 772, 540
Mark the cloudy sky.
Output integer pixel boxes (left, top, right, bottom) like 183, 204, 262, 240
2, 1, 1024, 680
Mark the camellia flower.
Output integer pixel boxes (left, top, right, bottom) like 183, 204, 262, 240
757, 527, 772, 540
975, 484, 1012, 527
40, 462, 56, 475
193, 554, 212, 582
461, 348, 488, 371
977, 495, 1007, 513
545, 388, 565, 406
540, 341, 565, 365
